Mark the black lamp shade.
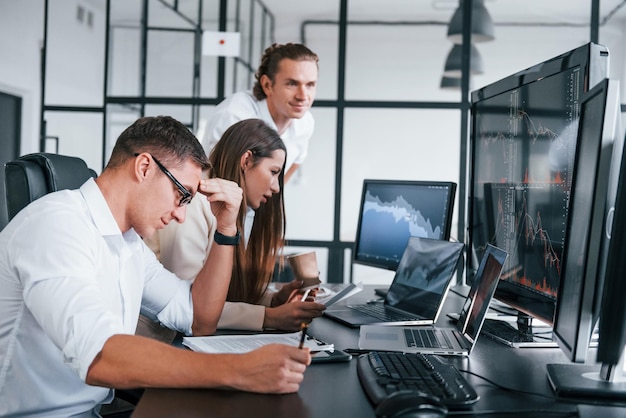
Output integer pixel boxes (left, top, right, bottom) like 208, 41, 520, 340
440, 75, 473, 90
447, 0, 495, 44
443, 44, 484, 77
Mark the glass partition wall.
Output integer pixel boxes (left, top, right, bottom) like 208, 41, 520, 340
40, 0, 623, 285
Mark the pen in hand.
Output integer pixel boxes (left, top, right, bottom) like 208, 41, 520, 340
298, 322, 309, 349
300, 288, 312, 302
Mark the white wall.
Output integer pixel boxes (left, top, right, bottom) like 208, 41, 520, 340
0, 0, 44, 154
43, 0, 106, 171
0, 0, 106, 171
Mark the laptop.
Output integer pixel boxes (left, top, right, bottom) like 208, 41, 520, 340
358, 244, 508, 355
324, 236, 464, 327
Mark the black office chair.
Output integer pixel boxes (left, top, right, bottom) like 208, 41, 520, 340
4, 153, 140, 416
4, 152, 97, 221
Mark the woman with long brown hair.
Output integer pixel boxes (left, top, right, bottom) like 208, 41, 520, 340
146, 118, 325, 335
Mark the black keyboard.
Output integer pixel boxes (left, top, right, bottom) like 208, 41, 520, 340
357, 351, 479, 409
349, 304, 417, 321
481, 319, 536, 343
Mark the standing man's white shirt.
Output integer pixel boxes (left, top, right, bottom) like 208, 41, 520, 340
202, 90, 315, 174
0, 178, 194, 417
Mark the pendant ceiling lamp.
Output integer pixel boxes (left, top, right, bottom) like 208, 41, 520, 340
440, 76, 462, 90
447, 0, 495, 44
440, 75, 473, 91
443, 44, 484, 77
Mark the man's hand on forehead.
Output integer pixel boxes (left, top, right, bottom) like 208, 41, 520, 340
199, 178, 243, 232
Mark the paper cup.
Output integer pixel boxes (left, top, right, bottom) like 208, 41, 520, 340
286, 251, 320, 282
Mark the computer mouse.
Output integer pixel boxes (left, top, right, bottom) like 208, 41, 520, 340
375, 390, 448, 418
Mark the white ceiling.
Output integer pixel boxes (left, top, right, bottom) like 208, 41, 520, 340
258, 0, 626, 26
108, 0, 626, 28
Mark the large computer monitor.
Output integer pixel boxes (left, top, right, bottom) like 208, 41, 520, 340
353, 179, 456, 271
467, 43, 610, 344
547, 78, 626, 399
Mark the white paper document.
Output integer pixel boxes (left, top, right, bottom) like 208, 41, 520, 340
183, 332, 334, 354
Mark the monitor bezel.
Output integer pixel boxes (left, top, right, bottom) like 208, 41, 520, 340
545, 79, 626, 401
551, 78, 618, 363
597, 126, 626, 366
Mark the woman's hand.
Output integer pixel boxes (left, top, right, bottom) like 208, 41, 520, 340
263, 302, 326, 331
271, 280, 305, 307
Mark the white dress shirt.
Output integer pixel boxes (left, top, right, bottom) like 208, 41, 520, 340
202, 90, 315, 173
0, 178, 194, 417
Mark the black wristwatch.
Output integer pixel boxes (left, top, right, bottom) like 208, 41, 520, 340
214, 230, 240, 246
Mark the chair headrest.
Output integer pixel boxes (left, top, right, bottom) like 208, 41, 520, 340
20, 153, 94, 191
4, 153, 96, 221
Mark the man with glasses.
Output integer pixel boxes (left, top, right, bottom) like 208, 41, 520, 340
0, 116, 312, 417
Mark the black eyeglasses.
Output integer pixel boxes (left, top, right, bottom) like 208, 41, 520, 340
135, 153, 193, 206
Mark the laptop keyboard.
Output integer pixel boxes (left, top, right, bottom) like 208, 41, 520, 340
403, 328, 453, 349
481, 319, 536, 343
357, 351, 479, 409
350, 303, 418, 322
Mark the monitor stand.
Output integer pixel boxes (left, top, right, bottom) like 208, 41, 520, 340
481, 312, 558, 348
547, 350, 626, 400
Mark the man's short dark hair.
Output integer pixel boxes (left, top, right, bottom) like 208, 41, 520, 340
106, 116, 210, 171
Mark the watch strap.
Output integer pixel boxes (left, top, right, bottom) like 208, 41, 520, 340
214, 230, 240, 246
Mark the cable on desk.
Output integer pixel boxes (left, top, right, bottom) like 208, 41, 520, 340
457, 369, 579, 403
449, 369, 579, 416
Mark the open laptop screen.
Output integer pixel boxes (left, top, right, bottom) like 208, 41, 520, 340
385, 236, 464, 319
458, 244, 508, 343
